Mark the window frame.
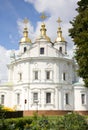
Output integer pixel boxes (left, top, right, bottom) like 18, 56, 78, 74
1, 95, 5, 105
34, 71, 38, 80
40, 47, 44, 54
81, 93, 86, 105
46, 92, 51, 104
63, 72, 66, 81
24, 47, 27, 52
59, 47, 62, 52
18, 72, 22, 81
46, 71, 50, 80
17, 93, 20, 105
33, 92, 38, 103
65, 93, 69, 105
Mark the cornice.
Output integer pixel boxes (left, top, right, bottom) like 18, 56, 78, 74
8, 56, 73, 66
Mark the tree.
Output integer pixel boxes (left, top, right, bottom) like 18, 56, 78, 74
69, 0, 88, 87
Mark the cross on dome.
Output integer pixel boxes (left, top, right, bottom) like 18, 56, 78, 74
36, 13, 50, 42
40, 12, 47, 21
23, 18, 29, 27
57, 17, 62, 27
20, 18, 31, 43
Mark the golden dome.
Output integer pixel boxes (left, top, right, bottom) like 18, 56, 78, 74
20, 27, 31, 43
55, 17, 65, 42
36, 23, 51, 42
55, 27, 65, 42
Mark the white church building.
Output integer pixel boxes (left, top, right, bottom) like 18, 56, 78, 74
0, 18, 88, 114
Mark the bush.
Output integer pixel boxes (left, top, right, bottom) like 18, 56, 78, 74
56, 112, 88, 130
0, 112, 88, 130
0, 105, 15, 112
0, 117, 32, 130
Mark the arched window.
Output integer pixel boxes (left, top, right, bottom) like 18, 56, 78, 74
59, 47, 62, 52
24, 47, 27, 52
17, 93, 20, 105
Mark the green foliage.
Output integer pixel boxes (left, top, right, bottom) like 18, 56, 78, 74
0, 117, 32, 130
56, 112, 88, 130
0, 113, 88, 130
0, 104, 3, 111
69, 0, 88, 87
29, 113, 51, 130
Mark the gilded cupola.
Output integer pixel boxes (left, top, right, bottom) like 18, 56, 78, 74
55, 17, 65, 42
36, 13, 51, 42
20, 18, 31, 44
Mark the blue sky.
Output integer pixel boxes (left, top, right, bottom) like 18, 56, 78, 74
0, 0, 79, 82
0, 0, 78, 50
0, 0, 40, 49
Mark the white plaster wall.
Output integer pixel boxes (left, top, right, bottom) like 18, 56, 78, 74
1, 39, 87, 111
74, 86, 88, 110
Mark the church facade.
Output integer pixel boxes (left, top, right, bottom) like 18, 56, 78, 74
0, 18, 88, 113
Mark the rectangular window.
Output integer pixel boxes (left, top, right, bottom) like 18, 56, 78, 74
59, 47, 62, 52
81, 94, 86, 105
40, 47, 44, 54
65, 93, 69, 105
17, 93, 20, 105
63, 72, 66, 80
46, 71, 50, 80
18, 73, 22, 81
46, 92, 51, 103
24, 47, 27, 52
33, 93, 38, 102
34, 71, 38, 80
1, 95, 5, 105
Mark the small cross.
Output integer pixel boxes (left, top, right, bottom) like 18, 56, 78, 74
57, 17, 62, 26
23, 18, 29, 27
40, 12, 47, 21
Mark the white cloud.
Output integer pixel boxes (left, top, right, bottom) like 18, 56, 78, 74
24, 0, 78, 18
0, 45, 10, 83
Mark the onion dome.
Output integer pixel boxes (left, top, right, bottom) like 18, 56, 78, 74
20, 27, 31, 43
36, 23, 51, 42
55, 17, 65, 42
19, 18, 31, 44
